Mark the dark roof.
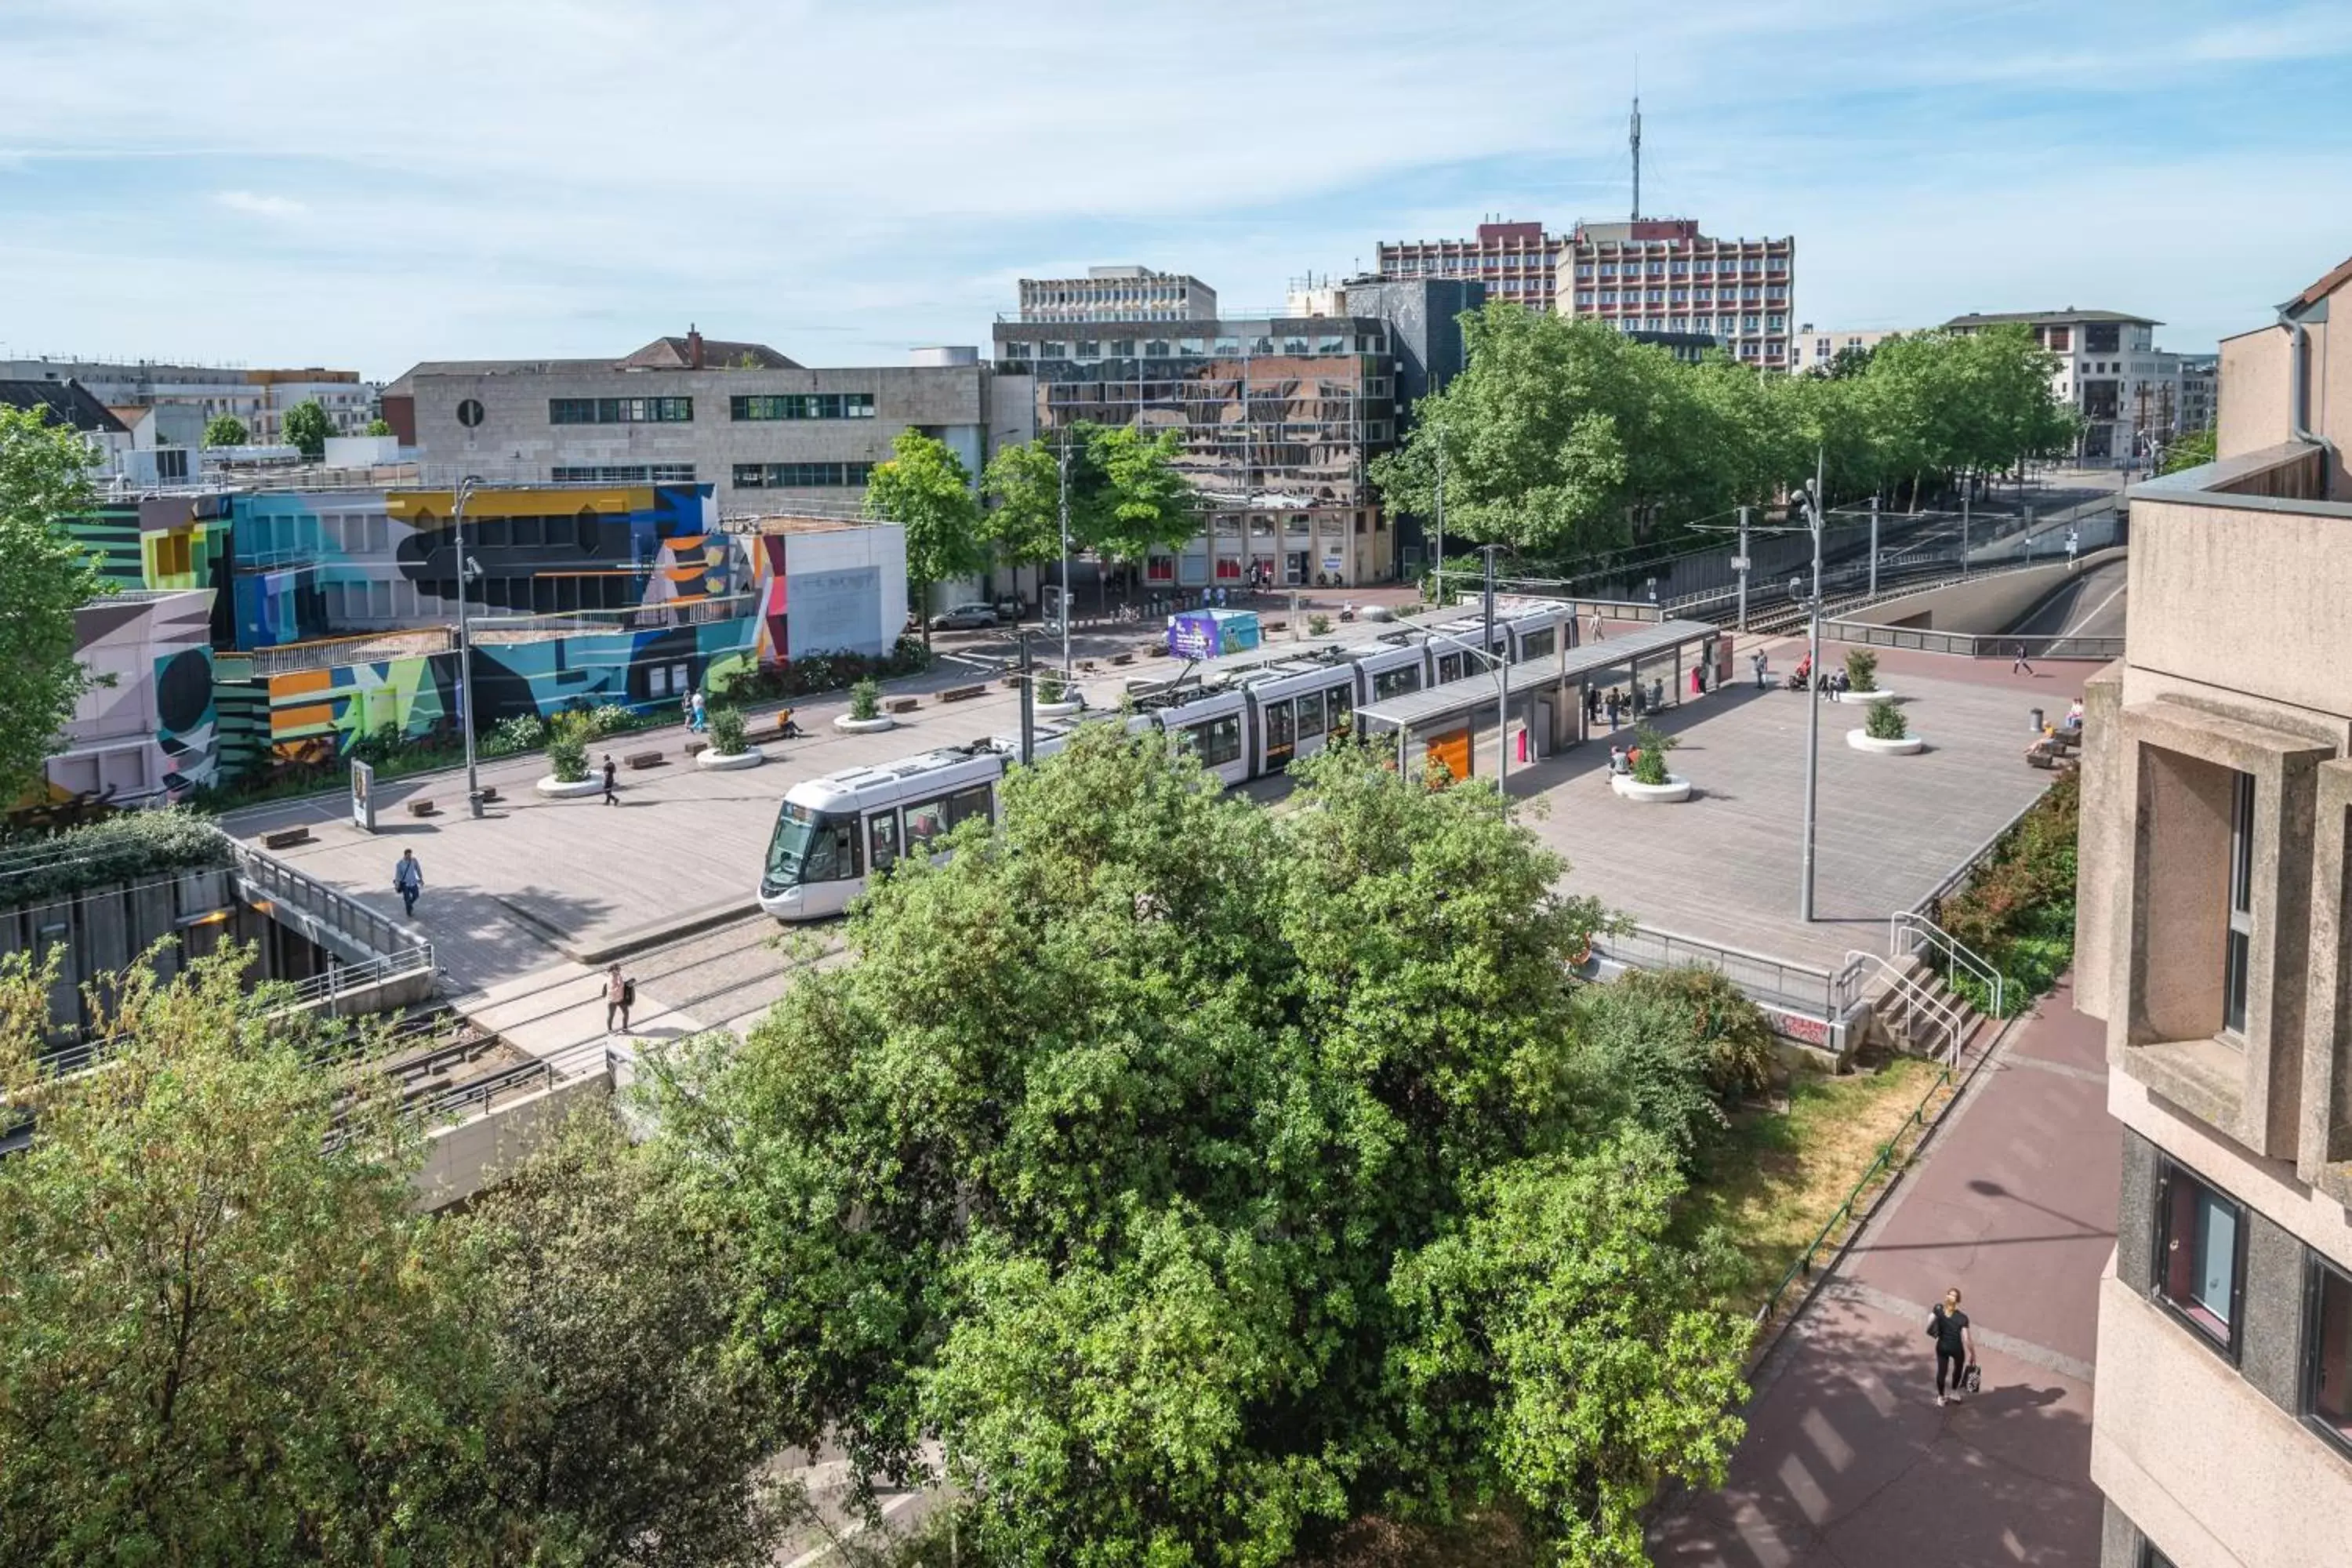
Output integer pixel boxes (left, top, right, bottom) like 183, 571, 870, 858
0, 379, 129, 434
1942, 308, 2160, 328
2292, 254, 2352, 312
617, 335, 797, 370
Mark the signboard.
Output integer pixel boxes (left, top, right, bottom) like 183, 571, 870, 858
350, 759, 377, 833
783, 567, 882, 657
1167, 609, 1261, 660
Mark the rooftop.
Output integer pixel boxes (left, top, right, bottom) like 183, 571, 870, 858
387, 329, 799, 393
1944, 308, 2160, 328
0, 379, 130, 434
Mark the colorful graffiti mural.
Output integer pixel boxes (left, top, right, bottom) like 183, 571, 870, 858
40, 590, 218, 806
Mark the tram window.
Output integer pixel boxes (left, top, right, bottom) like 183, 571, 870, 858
1374, 666, 1421, 699
1520, 628, 1555, 661
1181, 714, 1243, 768
904, 797, 949, 850
1296, 691, 1327, 738
868, 812, 899, 872
942, 783, 993, 829
1327, 687, 1353, 732
1438, 652, 1465, 683
767, 805, 862, 887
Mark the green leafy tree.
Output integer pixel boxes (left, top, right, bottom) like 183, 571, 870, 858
364, 416, 394, 437
2161, 426, 2217, 474
281, 397, 333, 459
0, 404, 107, 808
0, 948, 485, 1565
202, 412, 251, 446
977, 430, 1076, 568
1087, 422, 1195, 601
644, 730, 1744, 1564
982, 423, 1195, 608
866, 428, 985, 648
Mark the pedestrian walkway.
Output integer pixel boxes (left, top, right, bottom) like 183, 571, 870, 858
1651, 975, 2118, 1567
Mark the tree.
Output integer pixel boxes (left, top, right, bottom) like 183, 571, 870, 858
982, 423, 1196, 610
2161, 426, 2217, 474
977, 430, 1077, 568
281, 398, 332, 459
460, 1102, 798, 1565
644, 731, 1744, 1564
866, 428, 985, 648
1086, 423, 1194, 603
364, 416, 394, 437
0, 404, 106, 809
203, 412, 250, 446
0, 948, 485, 1564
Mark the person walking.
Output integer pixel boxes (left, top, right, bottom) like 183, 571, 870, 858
604, 963, 634, 1034
1752, 649, 1769, 690
2013, 641, 2036, 677
393, 849, 423, 920
1831, 667, 1849, 702
601, 753, 619, 806
690, 688, 706, 733
681, 689, 695, 731
1605, 691, 1621, 732
1929, 1287, 1977, 1406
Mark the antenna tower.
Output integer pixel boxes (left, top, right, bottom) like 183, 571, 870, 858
1630, 93, 1642, 220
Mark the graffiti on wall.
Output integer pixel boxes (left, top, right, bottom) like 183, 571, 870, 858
39, 590, 218, 807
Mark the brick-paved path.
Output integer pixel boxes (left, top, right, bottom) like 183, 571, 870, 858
1652, 975, 2119, 1567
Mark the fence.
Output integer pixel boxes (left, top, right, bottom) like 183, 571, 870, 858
1589, 924, 1856, 1038
228, 841, 429, 971
1826, 622, 2125, 662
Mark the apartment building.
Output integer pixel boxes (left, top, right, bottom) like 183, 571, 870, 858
1374, 220, 1567, 314
2076, 252, 2352, 1568
1017, 266, 1217, 324
2180, 354, 2220, 435
0, 357, 379, 445
1944, 309, 2179, 466
388, 329, 1030, 519
1793, 324, 1911, 375
991, 299, 1400, 587
1557, 219, 1798, 369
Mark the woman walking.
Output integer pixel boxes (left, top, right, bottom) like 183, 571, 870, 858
1930, 1287, 1976, 1406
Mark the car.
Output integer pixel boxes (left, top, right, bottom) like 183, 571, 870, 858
928, 602, 1000, 631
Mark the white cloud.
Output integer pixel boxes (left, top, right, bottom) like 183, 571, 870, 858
214, 190, 306, 219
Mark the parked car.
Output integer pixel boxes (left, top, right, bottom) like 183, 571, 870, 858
928, 602, 1001, 631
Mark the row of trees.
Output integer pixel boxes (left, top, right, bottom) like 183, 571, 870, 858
3, 735, 1779, 1566
202, 402, 390, 456
1370, 304, 2079, 563
862, 423, 1196, 641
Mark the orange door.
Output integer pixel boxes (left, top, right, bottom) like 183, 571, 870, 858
1425, 727, 1472, 783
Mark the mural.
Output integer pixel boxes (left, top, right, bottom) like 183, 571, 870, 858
38, 590, 218, 807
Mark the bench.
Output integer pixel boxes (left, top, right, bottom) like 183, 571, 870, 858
1110, 652, 1134, 666
477, 786, 499, 804
684, 739, 709, 757
1000, 674, 1029, 690
407, 799, 437, 818
938, 684, 986, 703
262, 826, 312, 850
886, 695, 920, 714
624, 750, 665, 771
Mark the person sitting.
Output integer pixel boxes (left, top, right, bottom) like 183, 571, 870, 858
1607, 744, 1630, 775
2066, 697, 2085, 730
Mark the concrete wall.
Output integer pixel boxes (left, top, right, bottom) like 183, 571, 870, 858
2126, 497, 2352, 717
1841, 547, 2127, 633
2221, 326, 2296, 461
414, 1072, 606, 1210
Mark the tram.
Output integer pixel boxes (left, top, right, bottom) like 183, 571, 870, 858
757, 600, 1583, 919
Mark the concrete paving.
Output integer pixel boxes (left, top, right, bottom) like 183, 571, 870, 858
1650, 978, 2120, 1567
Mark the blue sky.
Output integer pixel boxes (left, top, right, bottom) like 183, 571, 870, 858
2, 0, 2348, 379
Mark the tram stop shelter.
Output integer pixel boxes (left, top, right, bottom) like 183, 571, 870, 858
1355, 617, 1722, 780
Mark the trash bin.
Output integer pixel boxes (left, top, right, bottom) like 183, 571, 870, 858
2030, 706, 2045, 733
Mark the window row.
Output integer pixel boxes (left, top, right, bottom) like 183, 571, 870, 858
731, 462, 874, 488
1581, 256, 1783, 279
1173, 713, 1243, 768
729, 393, 876, 421
549, 397, 693, 424
1007, 335, 1371, 361
550, 465, 697, 484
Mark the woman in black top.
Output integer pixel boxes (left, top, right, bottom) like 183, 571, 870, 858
1930, 1287, 1976, 1405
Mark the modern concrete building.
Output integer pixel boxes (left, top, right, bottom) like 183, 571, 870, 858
1559, 219, 1798, 369
1016, 266, 1217, 324
1374, 219, 1568, 315
387, 328, 1027, 520
2180, 354, 2220, 435
1793, 324, 1911, 375
1944, 309, 2180, 467
2077, 252, 2352, 1568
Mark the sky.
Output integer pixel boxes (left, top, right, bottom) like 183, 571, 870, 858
2, 0, 2349, 381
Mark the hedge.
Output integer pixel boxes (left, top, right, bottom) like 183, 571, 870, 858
0, 808, 233, 909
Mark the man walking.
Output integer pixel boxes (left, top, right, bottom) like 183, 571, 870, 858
1752, 649, 1769, 690
2013, 641, 2036, 677
604, 963, 634, 1034
393, 848, 423, 919
601, 753, 619, 806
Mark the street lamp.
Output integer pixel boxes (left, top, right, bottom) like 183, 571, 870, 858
1792, 450, 1825, 921
452, 475, 486, 818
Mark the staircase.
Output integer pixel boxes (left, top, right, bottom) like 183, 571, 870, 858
1845, 915, 2006, 1069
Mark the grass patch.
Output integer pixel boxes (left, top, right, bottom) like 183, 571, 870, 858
1689, 1057, 1952, 1320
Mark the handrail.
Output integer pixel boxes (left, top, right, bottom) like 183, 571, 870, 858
1590, 923, 1842, 1025
1915, 793, 2044, 917
1842, 949, 1970, 1068
1889, 913, 2002, 1019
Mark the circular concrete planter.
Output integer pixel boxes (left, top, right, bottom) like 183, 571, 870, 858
695, 746, 766, 771
833, 714, 897, 734
535, 775, 604, 798
1036, 698, 1086, 718
1846, 688, 1903, 704
1611, 772, 1693, 803
1846, 730, 1925, 755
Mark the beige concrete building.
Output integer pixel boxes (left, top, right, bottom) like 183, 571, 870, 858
2078, 252, 2352, 1568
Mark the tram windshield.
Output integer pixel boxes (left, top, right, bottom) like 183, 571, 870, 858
764, 802, 861, 887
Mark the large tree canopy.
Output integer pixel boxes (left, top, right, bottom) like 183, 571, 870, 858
0, 405, 106, 808
865, 427, 985, 644
980, 421, 1195, 576
648, 731, 1751, 1566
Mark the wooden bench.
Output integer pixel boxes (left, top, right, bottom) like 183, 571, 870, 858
684, 739, 709, 757
624, 750, 665, 770
262, 826, 311, 850
1000, 674, 1029, 689
1110, 652, 1134, 666
938, 684, 986, 703
886, 695, 920, 714
407, 799, 437, 818
477, 786, 499, 804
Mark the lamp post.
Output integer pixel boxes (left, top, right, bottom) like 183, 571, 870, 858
1056, 429, 1073, 676
452, 475, 485, 818
1795, 448, 1825, 921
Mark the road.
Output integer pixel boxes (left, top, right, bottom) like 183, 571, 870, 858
2007, 557, 2129, 641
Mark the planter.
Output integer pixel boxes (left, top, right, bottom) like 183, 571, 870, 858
535, 775, 604, 798
695, 746, 767, 771
1036, 699, 1087, 718
1846, 730, 1925, 755
1611, 772, 1693, 803
1846, 688, 1903, 703
833, 714, 896, 734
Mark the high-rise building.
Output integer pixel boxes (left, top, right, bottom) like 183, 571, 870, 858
1373, 220, 1567, 314
1557, 219, 1798, 369
2074, 251, 2352, 1568
1944, 309, 2180, 466
1016, 267, 1218, 324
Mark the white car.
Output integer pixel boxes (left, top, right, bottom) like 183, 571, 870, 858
928, 602, 1001, 631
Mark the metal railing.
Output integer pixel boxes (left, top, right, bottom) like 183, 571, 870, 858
470, 593, 759, 639
1915, 793, 2045, 919
1842, 950, 1971, 1068
1889, 913, 2002, 1020
230, 841, 427, 970
412, 1058, 558, 1132
244, 628, 456, 678
1827, 622, 2125, 662
278, 945, 439, 1012
1590, 923, 1847, 1029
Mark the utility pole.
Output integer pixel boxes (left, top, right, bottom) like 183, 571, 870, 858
1018, 630, 1035, 767
1056, 428, 1072, 676
1484, 543, 1507, 805
453, 475, 485, 818
1960, 474, 1971, 577
1867, 492, 1880, 597
1432, 442, 1446, 602
1800, 448, 1824, 923
1735, 505, 1751, 632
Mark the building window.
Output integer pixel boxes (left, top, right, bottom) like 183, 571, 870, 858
1599, 263, 1617, 278
2154, 1159, 2245, 1355
2140, 1547, 2177, 1568
2085, 322, 2122, 354
730, 392, 877, 421
731, 462, 874, 488
1076, 339, 1101, 358
1002, 341, 1033, 359
549, 396, 693, 424
2224, 769, 2256, 1035
1039, 341, 1069, 359
2304, 1257, 2352, 1455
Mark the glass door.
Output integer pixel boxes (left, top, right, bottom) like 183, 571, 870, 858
1264, 698, 1295, 771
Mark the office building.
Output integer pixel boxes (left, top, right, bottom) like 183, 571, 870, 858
1944, 310, 2180, 466
1793, 325, 1911, 375
387, 328, 1029, 519
1017, 267, 1218, 324
1374, 220, 1568, 314
1559, 219, 1798, 368
0, 357, 378, 446
2180, 354, 2220, 434
992, 296, 1399, 587
2075, 251, 2352, 1568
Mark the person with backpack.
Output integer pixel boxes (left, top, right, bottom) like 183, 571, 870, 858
604, 963, 635, 1034
393, 849, 423, 919
1929, 1287, 1977, 1406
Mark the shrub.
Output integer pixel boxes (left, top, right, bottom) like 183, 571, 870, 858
1843, 648, 1878, 693
1864, 698, 1907, 741
346, 720, 405, 767
1935, 769, 2080, 1015
848, 678, 882, 722
483, 713, 546, 758
1571, 964, 1778, 1173
707, 706, 748, 757
1034, 672, 1065, 704
1630, 723, 1677, 786
0, 809, 232, 909
1308, 612, 1333, 636
546, 714, 591, 783
587, 704, 633, 739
